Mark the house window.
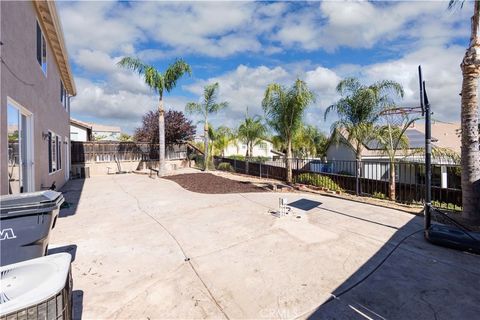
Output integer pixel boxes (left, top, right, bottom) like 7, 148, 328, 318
56, 136, 62, 170
36, 21, 47, 75
49, 132, 57, 173
48, 132, 52, 173
60, 82, 68, 109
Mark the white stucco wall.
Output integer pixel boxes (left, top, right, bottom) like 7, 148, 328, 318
70, 124, 88, 141
93, 131, 120, 141
223, 140, 275, 158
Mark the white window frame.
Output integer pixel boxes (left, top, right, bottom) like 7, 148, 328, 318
6, 97, 35, 193
56, 135, 62, 171
49, 131, 57, 174
60, 81, 68, 109
36, 20, 47, 76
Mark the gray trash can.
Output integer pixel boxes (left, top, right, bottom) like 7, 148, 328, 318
0, 190, 64, 266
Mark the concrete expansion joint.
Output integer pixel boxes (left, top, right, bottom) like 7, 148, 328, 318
112, 176, 230, 320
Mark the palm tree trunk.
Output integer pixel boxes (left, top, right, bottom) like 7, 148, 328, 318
158, 97, 166, 176
460, 1, 480, 224
286, 137, 293, 184
204, 120, 209, 172
355, 146, 362, 196
389, 161, 396, 201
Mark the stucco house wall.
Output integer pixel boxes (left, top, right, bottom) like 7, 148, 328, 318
70, 123, 89, 142
1, 1, 75, 194
92, 130, 121, 141
325, 142, 356, 162
223, 140, 275, 158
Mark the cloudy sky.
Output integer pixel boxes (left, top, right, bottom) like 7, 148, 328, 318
58, 1, 471, 135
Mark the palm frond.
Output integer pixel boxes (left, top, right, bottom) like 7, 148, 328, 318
210, 101, 228, 113
164, 59, 192, 93
185, 102, 203, 115
117, 57, 149, 74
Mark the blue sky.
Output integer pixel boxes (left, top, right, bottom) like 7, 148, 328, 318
57, 1, 472, 135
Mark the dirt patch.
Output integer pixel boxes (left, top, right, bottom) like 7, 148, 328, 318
163, 173, 268, 194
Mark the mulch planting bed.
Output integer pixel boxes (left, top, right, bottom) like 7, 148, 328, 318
163, 173, 268, 194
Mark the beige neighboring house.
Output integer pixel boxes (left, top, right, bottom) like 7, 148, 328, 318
223, 139, 276, 158
91, 123, 121, 141
70, 118, 122, 141
70, 118, 92, 142
1, 0, 76, 195
324, 121, 461, 188
326, 121, 460, 162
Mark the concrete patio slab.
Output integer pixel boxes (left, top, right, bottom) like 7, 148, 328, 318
50, 173, 480, 319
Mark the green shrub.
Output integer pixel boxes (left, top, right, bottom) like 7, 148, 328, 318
295, 173, 343, 192
217, 162, 234, 172
373, 191, 387, 200
224, 155, 270, 163
431, 200, 462, 212
194, 156, 215, 170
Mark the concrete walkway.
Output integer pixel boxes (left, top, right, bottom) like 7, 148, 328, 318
51, 174, 480, 319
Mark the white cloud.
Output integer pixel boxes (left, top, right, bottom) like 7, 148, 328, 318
273, 1, 470, 52
57, 1, 471, 135
184, 64, 342, 131
70, 77, 191, 134
360, 45, 465, 121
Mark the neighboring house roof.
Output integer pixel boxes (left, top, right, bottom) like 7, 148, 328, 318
330, 121, 461, 158
70, 118, 92, 130
33, 0, 76, 96
410, 121, 461, 154
70, 118, 121, 134
91, 124, 121, 133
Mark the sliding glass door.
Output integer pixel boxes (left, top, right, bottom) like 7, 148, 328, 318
7, 101, 34, 194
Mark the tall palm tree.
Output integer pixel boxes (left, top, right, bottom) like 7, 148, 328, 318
325, 77, 404, 194
449, 0, 480, 223
237, 115, 267, 158
117, 57, 191, 175
186, 83, 228, 171
325, 78, 404, 161
262, 79, 315, 183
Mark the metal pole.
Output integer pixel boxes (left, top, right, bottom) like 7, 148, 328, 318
419, 65, 431, 230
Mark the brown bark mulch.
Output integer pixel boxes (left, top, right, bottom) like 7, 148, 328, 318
163, 173, 268, 194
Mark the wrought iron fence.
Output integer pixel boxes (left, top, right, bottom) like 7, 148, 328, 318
214, 157, 462, 211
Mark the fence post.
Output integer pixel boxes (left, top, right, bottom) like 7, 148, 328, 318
355, 159, 360, 196
260, 162, 262, 178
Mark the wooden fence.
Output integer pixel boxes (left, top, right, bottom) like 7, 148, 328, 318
71, 141, 188, 164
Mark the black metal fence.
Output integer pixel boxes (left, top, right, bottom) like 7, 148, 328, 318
214, 157, 462, 211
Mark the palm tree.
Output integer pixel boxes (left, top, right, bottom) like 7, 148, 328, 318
375, 111, 418, 201
292, 125, 328, 158
237, 115, 267, 158
186, 83, 228, 171
325, 77, 404, 194
117, 57, 191, 175
262, 79, 315, 183
211, 126, 235, 157
449, 0, 480, 224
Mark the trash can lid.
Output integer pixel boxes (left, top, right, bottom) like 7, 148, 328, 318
0, 191, 64, 217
